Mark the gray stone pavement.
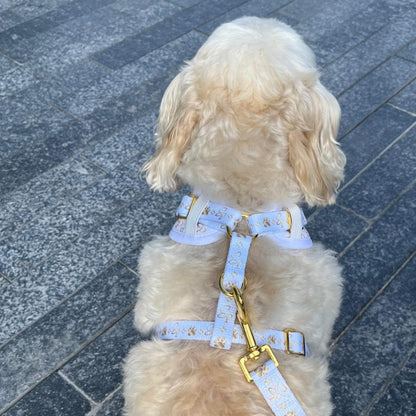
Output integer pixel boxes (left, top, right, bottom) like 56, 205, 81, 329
0, 0, 415, 414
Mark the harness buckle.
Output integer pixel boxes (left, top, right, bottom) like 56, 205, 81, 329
231, 286, 279, 382
283, 328, 306, 356
177, 194, 198, 220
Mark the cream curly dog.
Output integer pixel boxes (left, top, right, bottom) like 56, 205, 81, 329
123, 17, 345, 416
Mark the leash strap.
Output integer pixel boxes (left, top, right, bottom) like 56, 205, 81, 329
251, 360, 307, 416
155, 321, 308, 356
210, 232, 253, 349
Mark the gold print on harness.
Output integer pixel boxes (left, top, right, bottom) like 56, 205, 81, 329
213, 337, 227, 348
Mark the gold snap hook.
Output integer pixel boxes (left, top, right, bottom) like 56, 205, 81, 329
230, 286, 279, 383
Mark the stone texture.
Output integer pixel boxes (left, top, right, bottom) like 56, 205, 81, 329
0, 0, 115, 48
309, 0, 410, 66
0, 118, 91, 195
330, 256, 416, 415
368, 348, 416, 415
337, 57, 416, 137
0, 262, 137, 412
92, 0, 246, 69
81, 112, 156, 171
322, 8, 416, 96
12, 0, 76, 20
1, 1, 179, 69
60, 30, 205, 116
0, 191, 182, 346
306, 205, 368, 253
338, 125, 416, 219
96, 389, 124, 416
0, 54, 16, 73
83, 67, 175, 134
3, 373, 91, 416
197, 0, 291, 35
0, 9, 23, 32
398, 40, 416, 63
340, 104, 415, 183
277, 0, 346, 21
0, 157, 148, 281
390, 80, 416, 114
169, 0, 202, 8
61, 312, 141, 402
0, 156, 104, 239
118, 247, 141, 275
334, 185, 416, 335
110, 0, 180, 20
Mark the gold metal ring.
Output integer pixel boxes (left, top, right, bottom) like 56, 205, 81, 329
219, 273, 247, 297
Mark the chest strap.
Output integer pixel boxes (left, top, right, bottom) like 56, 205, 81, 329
155, 321, 308, 356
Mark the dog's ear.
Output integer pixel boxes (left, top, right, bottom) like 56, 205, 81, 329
286, 82, 345, 206
143, 68, 199, 192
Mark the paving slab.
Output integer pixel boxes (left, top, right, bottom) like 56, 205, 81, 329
340, 104, 415, 184
398, 40, 416, 62
330, 255, 416, 415
92, 0, 246, 69
80, 112, 156, 171
322, 8, 416, 96
0, 156, 105, 239
96, 389, 124, 416
306, 205, 368, 253
0, 9, 24, 31
278, 0, 350, 22
0, 157, 147, 281
337, 56, 416, 137
297, 0, 409, 47
0, 190, 182, 346
197, 0, 291, 35
60, 30, 205, 117
338, 125, 416, 219
309, 0, 410, 67
0, 54, 16, 73
3, 373, 91, 416
335, 184, 416, 335
0, 0, 179, 87
169, 0, 202, 8
390, 80, 416, 114
12, 0, 75, 20
82, 67, 175, 134
0, 118, 91, 195
110, 0, 180, 20
0, 0, 115, 48
368, 347, 416, 415
0, 262, 137, 412
61, 312, 141, 402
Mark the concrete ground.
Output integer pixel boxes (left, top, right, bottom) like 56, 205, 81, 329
0, 0, 415, 414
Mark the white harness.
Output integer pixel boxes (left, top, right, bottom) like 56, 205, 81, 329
155, 194, 312, 415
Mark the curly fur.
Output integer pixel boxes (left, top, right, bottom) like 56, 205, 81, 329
124, 17, 345, 416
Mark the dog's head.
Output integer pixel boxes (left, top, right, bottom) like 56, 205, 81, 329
143, 17, 345, 210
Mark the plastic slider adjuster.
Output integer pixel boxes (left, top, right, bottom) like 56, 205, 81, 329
284, 328, 306, 356
177, 195, 198, 220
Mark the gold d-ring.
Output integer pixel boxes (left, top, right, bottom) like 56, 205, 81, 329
219, 273, 247, 297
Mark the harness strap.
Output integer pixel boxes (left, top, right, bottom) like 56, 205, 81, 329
210, 231, 253, 349
251, 360, 307, 416
154, 321, 308, 356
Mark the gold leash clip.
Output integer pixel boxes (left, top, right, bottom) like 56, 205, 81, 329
231, 286, 279, 382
